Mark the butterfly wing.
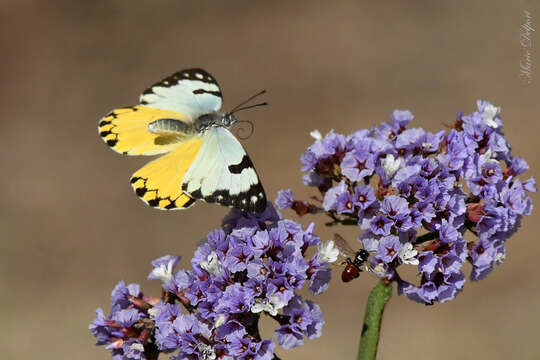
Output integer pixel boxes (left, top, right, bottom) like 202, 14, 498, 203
130, 137, 204, 210
98, 105, 193, 156
99, 68, 223, 156
140, 68, 222, 119
181, 127, 266, 213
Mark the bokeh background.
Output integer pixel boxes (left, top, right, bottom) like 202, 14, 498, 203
2, 1, 539, 359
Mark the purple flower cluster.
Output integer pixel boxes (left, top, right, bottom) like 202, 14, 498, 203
89, 281, 160, 359
277, 100, 535, 304
90, 204, 330, 359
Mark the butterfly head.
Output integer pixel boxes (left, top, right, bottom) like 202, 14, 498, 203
221, 113, 239, 128
217, 113, 253, 140
194, 90, 267, 134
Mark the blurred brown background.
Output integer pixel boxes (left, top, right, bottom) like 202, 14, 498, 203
1, 1, 539, 359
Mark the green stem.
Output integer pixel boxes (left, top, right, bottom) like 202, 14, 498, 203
357, 281, 392, 360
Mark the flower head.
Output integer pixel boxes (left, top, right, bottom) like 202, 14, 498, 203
282, 100, 534, 305
91, 204, 328, 359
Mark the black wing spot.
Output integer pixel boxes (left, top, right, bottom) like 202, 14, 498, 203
186, 182, 267, 213
142, 68, 220, 97
193, 89, 222, 97
135, 187, 147, 197
106, 139, 118, 147
183, 197, 196, 208
165, 202, 177, 210
228, 155, 254, 174
103, 111, 118, 119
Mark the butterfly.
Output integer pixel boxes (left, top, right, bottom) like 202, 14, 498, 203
98, 68, 267, 213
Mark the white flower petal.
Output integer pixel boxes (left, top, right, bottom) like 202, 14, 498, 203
147, 307, 160, 317
200, 251, 222, 276
130, 343, 145, 352
316, 240, 339, 264
268, 294, 286, 314
371, 263, 386, 277
214, 314, 226, 328
149, 262, 174, 283
197, 343, 216, 360
251, 299, 266, 314
310, 129, 323, 140
484, 104, 500, 128
382, 154, 401, 178
398, 242, 419, 265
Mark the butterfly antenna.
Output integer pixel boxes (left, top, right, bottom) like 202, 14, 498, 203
231, 102, 268, 114
229, 89, 267, 114
234, 120, 254, 140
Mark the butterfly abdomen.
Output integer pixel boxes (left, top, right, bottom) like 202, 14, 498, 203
148, 118, 193, 134
147, 118, 198, 145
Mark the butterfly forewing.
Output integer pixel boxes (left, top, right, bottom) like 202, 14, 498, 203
140, 68, 223, 119
98, 106, 192, 156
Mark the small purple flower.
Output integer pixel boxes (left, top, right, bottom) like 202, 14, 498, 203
381, 195, 409, 218
376, 235, 402, 263
439, 220, 459, 243
391, 109, 414, 129
111, 281, 143, 312
274, 295, 325, 350
340, 150, 375, 181
275, 189, 295, 210
307, 257, 332, 295
353, 185, 376, 210
395, 128, 426, 154
322, 181, 348, 211
335, 191, 355, 214
370, 215, 393, 236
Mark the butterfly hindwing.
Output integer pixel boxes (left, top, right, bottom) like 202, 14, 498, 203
98, 105, 192, 156
140, 68, 223, 120
130, 137, 204, 210
181, 127, 267, 213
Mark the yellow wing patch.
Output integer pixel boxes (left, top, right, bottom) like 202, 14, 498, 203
130, 137, 204, 210
98, 105, 192, 156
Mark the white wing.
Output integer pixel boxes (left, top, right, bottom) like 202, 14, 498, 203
139, 68, 222, 120
181, 127, 266, 213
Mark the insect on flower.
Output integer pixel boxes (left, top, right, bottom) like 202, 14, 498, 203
333, 234, 370, 282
